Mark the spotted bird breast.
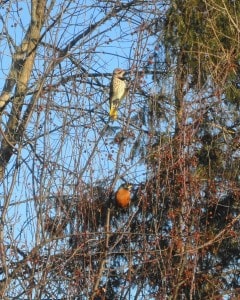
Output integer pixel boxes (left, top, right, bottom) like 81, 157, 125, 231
111, 77, 127, 101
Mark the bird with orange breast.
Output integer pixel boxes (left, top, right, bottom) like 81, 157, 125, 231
115, 183, 132, 208
109, 68, 128, 120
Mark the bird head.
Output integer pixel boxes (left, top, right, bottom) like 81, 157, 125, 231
113, 68, 126, 79
120, 183, 132, 191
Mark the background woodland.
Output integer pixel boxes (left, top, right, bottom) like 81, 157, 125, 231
0, 0, 239, 299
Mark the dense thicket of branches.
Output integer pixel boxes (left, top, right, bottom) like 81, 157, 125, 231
0, 0, 239, 299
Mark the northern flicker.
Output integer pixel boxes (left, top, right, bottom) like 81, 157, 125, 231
109, 68, 128, 120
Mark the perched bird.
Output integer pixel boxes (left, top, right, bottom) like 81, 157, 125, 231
115, 183, 132, 208
109, 68, 128, 120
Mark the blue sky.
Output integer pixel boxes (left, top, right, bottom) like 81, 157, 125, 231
0, 0, 161, 244
0, 2, 169, 298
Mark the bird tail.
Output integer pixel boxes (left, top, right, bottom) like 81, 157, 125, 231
109, 107, 118, 120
